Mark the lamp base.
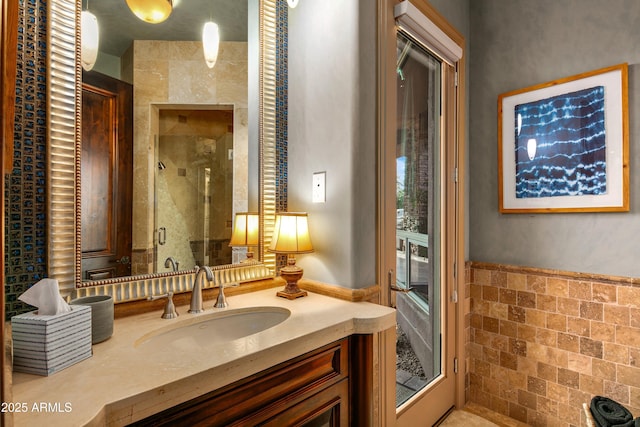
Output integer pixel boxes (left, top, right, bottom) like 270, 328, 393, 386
277, 264, 308, 299
276, 289, 308, 300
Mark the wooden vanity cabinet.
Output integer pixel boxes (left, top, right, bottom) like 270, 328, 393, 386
131, 335, 372, 426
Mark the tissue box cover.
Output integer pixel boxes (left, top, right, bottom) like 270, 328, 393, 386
11, 305, 92, 376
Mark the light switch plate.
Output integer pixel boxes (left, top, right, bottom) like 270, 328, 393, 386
312, 172, 326, 203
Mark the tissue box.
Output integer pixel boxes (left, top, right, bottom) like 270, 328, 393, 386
11, 305, 92, 376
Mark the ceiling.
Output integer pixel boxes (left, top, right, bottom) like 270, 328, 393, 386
89, 0, 248, 57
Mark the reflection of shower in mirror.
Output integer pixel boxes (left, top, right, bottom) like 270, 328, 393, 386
155, 109, 235, 273
164, 256, 179, 272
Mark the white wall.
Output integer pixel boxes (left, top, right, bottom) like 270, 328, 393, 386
93, 51, 121, 79
287, 0, 470, 289
469, 0, 640, 277
429, 0, 470, 260
288, 0, 377, 288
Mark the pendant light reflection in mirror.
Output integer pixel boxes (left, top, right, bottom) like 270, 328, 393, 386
125, 0, 173, 24
81, 0, 99, 71
203, 21, 220, 69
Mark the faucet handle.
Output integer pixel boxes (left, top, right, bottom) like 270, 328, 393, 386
148, 291, 178, 319
214, 283, 229, 308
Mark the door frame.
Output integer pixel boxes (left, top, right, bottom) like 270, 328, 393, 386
376, 0, 466, 425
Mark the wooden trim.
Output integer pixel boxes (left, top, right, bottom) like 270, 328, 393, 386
2, 0, 16, 171
469, 261, 640, 288
350, 334, 373, 426
297, 279, 380, 302
1, 0, 19, 424
376, 1, 399, 424
376, 0, 468, 419
378, 327, 397, 427
454, 47, 467, 412
409, 1, 465, 47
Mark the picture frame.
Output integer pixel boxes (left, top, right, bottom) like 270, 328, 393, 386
498, 63, 629, 213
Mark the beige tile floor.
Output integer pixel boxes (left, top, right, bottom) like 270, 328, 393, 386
438, 403, 529, 427
440, 402, 597, 426
439, 410, 498, 426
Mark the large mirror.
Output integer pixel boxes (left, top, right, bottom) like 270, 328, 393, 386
81, 0, 252, 281
47, 0, 278, 296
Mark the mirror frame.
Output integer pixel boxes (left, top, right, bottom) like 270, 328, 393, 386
47, 0, 278, 297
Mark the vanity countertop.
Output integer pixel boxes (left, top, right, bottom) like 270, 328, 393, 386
11, 289, 396, 426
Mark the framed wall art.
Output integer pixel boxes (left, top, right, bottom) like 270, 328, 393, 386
498, 63, 629, 213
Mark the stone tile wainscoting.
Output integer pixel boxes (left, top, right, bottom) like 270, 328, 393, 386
467, 262, 640, 426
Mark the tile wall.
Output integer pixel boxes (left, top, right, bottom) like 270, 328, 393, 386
5, 0, 47, 317
275, 0, 288, 270
467, 262, 640, 426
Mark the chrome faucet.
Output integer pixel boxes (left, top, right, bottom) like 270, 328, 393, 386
164, 256, 179, 272
189, 265, 213, 314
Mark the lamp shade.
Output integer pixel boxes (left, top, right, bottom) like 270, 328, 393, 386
229, 213, 259, 247
287, 0, 299, 8
203, 21, 220, 69
268, 213, 314, 254
126, 0, 173, 24
81, 11, 99, 71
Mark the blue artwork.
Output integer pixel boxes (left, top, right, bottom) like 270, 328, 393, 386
514, 86, 607, 199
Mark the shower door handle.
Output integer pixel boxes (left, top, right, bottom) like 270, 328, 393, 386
158, 227, 167, 245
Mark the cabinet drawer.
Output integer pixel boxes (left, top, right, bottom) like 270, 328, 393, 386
131, 338, 349, 427
260, 378, 349, 427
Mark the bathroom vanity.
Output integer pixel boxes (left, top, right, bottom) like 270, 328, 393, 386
11, 289, 395, 426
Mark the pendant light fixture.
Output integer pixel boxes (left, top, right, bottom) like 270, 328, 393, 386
81, 9, 99, 71
203, 21, 220, 69
126, 0, 173, 24
287, 0, 299, 8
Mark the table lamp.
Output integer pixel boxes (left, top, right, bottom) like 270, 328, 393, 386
268, 212, 314, 299
229, 212, 259, 261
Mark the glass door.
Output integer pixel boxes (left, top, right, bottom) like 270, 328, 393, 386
393, 31, 456, 426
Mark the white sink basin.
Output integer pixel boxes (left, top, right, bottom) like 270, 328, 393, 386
135, 306, 291, 350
